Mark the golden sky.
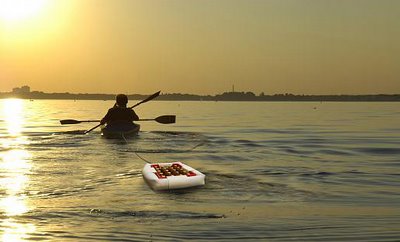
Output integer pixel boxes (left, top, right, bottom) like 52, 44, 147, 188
0, 0, 399, 95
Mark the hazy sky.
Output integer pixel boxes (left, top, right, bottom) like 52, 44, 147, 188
1, 0, 399, 95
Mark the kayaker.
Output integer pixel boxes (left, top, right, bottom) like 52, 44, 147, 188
100, 94, 139, 125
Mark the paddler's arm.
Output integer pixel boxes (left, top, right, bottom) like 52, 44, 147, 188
101, 109, 112, 124
130, 109, 139, 121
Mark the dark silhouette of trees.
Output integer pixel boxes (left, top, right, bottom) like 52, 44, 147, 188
1, 87, 399, 101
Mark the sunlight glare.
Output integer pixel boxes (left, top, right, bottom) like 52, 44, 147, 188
0, 196, 29, 216
1, 219, 36, 242
0, 149, 31, 194
0, 0, 48, 22
2, 99, 24, 136
0, 149, 32, 216
1, 175, 29, 194
0, 99, 35, 239
1, 149, 31, 171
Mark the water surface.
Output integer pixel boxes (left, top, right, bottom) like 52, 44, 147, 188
0, 99, 399, 241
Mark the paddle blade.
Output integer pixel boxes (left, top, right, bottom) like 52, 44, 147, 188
130, 91, 161, 109
143, 90, 161, 102
60, 119, 81, 125
155, 115, 176, 124
60, 119, 100, 125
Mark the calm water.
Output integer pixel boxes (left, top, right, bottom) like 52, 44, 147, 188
0, 99, 399, 241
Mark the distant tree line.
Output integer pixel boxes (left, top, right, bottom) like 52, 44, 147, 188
0, 89, 399, 101
159, 92, 400, 101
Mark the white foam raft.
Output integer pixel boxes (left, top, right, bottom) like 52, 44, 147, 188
142, 162, 205, 191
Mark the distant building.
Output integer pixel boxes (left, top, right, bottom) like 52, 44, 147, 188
12, 85, 31, 93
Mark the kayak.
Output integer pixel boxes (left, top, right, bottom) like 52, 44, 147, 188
101, 123, 140, 138
142, 162, 205, 191
101, 123, 140, 139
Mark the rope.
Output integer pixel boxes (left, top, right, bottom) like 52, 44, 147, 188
121, 132, 151, 163
185, 141, 205, 152
133, 152, 152, 164
121, 132, 128, 144
122, 132, 206, 164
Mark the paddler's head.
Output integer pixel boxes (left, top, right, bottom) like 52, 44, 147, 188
115, 94, 128, 107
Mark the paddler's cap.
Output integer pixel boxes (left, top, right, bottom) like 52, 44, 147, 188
116, 94, 128, 106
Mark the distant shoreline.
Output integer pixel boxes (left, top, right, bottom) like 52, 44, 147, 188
1, 91, 400, 102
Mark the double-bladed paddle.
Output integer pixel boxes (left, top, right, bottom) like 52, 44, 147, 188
83, 91, 161, 134
60, 115, 176, 125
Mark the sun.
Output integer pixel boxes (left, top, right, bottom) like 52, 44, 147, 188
0, 0, 48, 22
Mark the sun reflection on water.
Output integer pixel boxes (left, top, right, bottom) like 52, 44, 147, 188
0, 196, 29, 216
1, 220, 36, 242
2, 99, 24, 136
1, 99, 36, 240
